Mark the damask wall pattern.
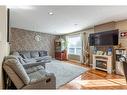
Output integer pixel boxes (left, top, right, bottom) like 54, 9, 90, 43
10, 27, 58, 57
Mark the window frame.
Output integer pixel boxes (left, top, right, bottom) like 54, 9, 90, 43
67, 34, 82, 55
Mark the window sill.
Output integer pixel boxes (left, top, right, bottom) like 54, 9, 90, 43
68, 54, 80, 56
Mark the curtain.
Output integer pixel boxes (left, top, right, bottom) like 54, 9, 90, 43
65, 35, 69, 60
83, 32, 90, 64
80, 33, 85, 63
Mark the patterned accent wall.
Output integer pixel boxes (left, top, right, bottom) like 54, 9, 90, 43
10, 27, 59, 57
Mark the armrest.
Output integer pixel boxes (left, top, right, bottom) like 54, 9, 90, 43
23, 62, 45, 69
22, 73, 56, 89
30, 73, 55, 84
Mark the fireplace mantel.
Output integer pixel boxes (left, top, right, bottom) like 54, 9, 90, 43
92, 54, 113, 74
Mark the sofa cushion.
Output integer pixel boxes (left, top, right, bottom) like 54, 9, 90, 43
20, 54, 27, 59
28, 69, 47, 83
25, 65, 44, 74
39, 51, 48, 57
31, 51, 39, 58
12, 52, 26, 65
20, 52, 31, 59
35, 56, 52, 62
18, 56, 26, 65
23, 58, 37, 64
4, 55, 30, 85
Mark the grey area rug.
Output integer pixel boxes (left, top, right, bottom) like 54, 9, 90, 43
45, 60, 88, 88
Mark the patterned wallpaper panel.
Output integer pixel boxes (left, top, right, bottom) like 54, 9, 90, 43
10, 27, 59, 57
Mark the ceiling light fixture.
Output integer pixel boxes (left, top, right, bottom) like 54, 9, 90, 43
48, 12, 54, 15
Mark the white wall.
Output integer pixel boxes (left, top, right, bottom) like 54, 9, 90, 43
0, 6, 9, 89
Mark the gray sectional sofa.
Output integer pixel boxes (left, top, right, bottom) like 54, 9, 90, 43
3, 51, 56, 89
13, 51, 52, 66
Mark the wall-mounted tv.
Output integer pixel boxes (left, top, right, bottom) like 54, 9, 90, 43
89, 29, 119, 46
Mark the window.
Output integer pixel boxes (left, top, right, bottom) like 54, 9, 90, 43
67, 35, 82, 55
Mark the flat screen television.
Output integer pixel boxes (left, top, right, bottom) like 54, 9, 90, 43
89, 29, 119, 46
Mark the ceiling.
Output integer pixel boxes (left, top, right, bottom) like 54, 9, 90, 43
10, 6, 127, 35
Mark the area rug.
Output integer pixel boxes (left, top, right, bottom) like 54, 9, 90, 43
45, 60, 88, 88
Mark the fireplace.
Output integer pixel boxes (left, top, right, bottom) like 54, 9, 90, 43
96, 60, 107, 70
93, 54, 113, 74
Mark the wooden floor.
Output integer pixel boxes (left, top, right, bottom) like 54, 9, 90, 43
59, 61, 127, 90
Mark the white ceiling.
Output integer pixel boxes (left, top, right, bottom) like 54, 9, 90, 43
10, 6, 127, 35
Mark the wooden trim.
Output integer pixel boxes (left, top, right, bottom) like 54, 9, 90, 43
7, 8, 10, 42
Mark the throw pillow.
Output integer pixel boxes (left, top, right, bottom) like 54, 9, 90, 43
31, 51, 39, 58
39, 51, 48, 57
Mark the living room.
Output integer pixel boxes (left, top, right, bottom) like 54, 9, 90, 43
1, 2, 127, 94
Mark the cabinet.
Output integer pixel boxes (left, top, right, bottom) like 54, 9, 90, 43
55, 38, 67, 60
55, 51, 67, 60
115, 49, 126, 75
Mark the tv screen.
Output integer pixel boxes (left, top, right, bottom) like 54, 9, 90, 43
89, 34, 95, 46
89, 29, 119, 46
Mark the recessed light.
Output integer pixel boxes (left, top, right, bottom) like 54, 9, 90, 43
48, 12, 54, 15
